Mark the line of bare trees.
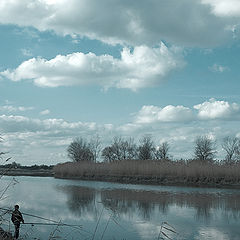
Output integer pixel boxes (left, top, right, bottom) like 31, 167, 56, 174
67, 135, 240, 164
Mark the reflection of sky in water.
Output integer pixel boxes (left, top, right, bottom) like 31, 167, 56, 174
0, 176, 240, 239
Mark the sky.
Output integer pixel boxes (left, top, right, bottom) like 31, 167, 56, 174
1, 0, 240, 165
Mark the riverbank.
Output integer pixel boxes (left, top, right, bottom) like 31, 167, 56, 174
0, 168, 54, 177
53, 160, 240, 189
55, 174, 240, 188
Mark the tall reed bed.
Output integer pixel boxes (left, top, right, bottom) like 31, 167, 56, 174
54, 160, 240, 186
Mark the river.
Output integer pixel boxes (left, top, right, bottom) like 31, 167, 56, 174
0, 176, 239, 239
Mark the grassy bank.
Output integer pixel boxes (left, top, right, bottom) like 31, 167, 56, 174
0, 168, 54, 177
53, 160, 240, 188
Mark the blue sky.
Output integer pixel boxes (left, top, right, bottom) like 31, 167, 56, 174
0, 0, 240, 165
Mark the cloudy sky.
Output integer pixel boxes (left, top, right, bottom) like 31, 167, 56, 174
1, 0, 240, 165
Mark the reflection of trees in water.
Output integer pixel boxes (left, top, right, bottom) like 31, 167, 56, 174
222, 194, 240, 220
101, 189, 168, 220
57, 186, 97, 217
101, 190, 240, 221
58, 185, 240, 221
175, 192, 240, 221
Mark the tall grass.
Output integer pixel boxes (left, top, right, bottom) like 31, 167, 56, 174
53, 160, 240, 187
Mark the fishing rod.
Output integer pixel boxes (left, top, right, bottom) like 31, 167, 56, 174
0, 206, 94, 237
0, 207, 83, 230
23, 222, 81, 227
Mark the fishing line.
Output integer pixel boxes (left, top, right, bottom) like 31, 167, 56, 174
23, 222, 81, 227
0, 207, 92, 236
0, 207, 83, 230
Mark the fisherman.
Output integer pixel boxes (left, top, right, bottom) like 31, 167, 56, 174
11, 205, 24, 239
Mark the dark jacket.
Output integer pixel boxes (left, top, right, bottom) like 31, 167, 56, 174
11, 210, 24, 224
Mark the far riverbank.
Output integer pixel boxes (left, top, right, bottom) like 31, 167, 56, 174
53, 160, 240, 189
0, 168, 53, 177
2, 160, 240, 189
54, 173, 240, 189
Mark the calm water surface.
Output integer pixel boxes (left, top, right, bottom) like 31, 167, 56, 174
0, 176, 240, 240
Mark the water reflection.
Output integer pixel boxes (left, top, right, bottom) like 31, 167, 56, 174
59, 186, 96, 217
1, 176, 240, 239
57, 185, 240, 222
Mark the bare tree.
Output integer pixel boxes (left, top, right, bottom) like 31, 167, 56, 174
101, 146, 115, 162
101, 137, 122, 162
138, 135, 155, 160
124, 137, 138, 160
101, 137, 137, 162
111, 137, 123, 161
222, 136, 240, 163
155, 142, 170, 160
67, 138, 94, 162
89, 134, 101, 162
194, 136, 216, 163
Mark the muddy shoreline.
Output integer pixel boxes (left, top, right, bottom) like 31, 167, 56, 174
53, 174, 240, 189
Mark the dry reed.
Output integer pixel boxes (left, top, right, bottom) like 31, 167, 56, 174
53, 160, 240, 187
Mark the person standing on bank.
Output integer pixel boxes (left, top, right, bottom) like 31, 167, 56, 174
11, 205, 24, 239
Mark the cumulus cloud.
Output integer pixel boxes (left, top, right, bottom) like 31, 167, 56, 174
194, 98, 240, 120
135, 105, 194, 123
134, 99, 240, 124
0, 0, 237, 47
1, 98, 240, 164
0, 44, 184, 91
201, 0, 240, 17
0, 113, 117, 164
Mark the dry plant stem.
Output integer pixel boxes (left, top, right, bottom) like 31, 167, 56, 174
0, 178, 17, 201
21, 224, 35, 240
157, 222, 177, 240
0, 165, 14, 180
91, 207, 104, 240
100, 212, 113, 240
48, 221, 61, 240
157, 223, 163, 240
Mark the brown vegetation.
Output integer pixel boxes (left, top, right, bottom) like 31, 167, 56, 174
53, 159, 240, 187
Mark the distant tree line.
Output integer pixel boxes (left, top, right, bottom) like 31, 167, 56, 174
67, 135, 172, 163
0, 162, 54, 170
67, 135, 240, 164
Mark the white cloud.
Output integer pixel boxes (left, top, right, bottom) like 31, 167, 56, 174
0, 105, 34, 112
40, 109, 50, 115
134, 99, 240, 124
0, 44, 185, 91
135, 105, 194, 123
194, 98, 240, 120
1, 99, 240, 165
209, 63, 229, 72
158, 105, 194, 122
0, 0, 237, 47
201, 0, 240, 17
0, 115, 97, 133
135, 106, 160, 124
